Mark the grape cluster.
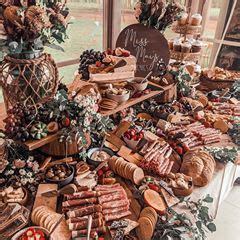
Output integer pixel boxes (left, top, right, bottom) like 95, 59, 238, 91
4, 104, 38, 142
58, 83, 68, 92
78, 49, 105, 80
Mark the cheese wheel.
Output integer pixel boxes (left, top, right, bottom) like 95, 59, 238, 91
143, 189, 166, 214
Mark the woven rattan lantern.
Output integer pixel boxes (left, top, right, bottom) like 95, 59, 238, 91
0, 53, 59, 107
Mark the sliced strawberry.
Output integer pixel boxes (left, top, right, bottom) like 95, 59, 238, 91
97, 169, 104, 176
148, 183, 159, 192
175, 146, 183, 155
95, 61, 102, 67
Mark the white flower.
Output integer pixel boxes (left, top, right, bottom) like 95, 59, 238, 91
19, 169, 26, 176
27, 172, 32, 177
9, 170, 14, 175
29, 178, 34, 184
28, 156, 34, 161
21, 178, 27, 185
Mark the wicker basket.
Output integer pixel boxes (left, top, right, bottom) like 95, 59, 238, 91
0, 53, 59, 108
172, 24, 202, 35
40, 133, 91, 157
200, 75, 236, 90
154, 83, 177, 103
170, 50, 201, 62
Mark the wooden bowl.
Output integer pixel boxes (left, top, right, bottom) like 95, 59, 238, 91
129, 77, 148, 91
3, 187, 28, 206
172, 181, 194, 197
11, 226, 53, 240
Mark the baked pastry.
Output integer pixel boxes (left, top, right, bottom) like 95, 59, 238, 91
177, 12, 188, 26
173, 39, 182, 52
192, 40, 202, 52
181, 42, 192, 53
180, 150, 216, 186
168, 39, 174, 50
190, 13, 202, 26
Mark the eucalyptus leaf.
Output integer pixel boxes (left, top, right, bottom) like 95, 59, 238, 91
207, 223, 216, 232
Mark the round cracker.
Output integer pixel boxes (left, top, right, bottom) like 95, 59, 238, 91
136, 216, 154, 240
133, 168, 144, 185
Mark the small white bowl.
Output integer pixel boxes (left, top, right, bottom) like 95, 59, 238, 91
11, 226, 53, 240
129, 77, 148, 91
107, 90, 130, 103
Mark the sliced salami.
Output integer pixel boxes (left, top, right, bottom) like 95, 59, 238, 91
102, 205, 129, 215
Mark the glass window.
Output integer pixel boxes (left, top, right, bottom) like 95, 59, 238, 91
46, 0, 104, 63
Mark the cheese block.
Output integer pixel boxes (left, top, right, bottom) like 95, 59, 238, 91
143, 189, 166, 214
89, 71, 134, 82
114, 64, 136, 73
111, 55, 137, 66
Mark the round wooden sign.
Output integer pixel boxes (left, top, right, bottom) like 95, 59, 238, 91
116, 23, 170, 77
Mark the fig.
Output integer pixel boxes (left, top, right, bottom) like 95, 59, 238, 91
47, 121, 59, 133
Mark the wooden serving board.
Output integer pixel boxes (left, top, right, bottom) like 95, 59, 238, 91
100, 82, 167, 116
32, 184, 58, 211
19, 133, 59, 151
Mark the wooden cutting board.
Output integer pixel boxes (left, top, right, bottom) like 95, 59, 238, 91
33, 184, 71, 240
33, 184, 58, 211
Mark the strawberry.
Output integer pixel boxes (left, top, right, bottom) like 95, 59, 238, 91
122, 51, 130, 57
106, 48, 113, 55
95, 61, 101, 67
62, 117, 71, 127
97, 169, 104, 176
175, 146, 183, 155
183, 144, 190, 152
148, 183, 159, 192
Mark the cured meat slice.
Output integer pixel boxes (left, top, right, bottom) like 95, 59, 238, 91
188, 141, 203, 148
102, 199, 129, 209
98, 190, 127, 204
76, 186, 89, 192
65, 191, 97, 200
164, 161, 174, 175
164, 148, 172, 159
63, 197, 97, 207
146, 140, 159, 152
104, 210, 131, 222
158, 159, 169, 175
94, 183, 120, 191
140, 142, 150, 155
204, 138, 220, 145
187, 122, 202, 127
68, 212, 102, 223
67, 204, 102, 218
71, 226, 106, 238
69, 217, 103, 230
102, 205, 129, 215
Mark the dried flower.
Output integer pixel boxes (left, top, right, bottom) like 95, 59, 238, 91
13, 159, 26, 168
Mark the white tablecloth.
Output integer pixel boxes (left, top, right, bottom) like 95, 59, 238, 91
190, 162, 240, 218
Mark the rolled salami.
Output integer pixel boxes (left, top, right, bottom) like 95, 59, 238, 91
68, 212, 102, 223
98, 190, 127, 204
65, 191, 97, 200
67, 204, 102, 218
71, 226, 106, 238
104, 210, 131, 222
63, 197, 97, 207
103, 205, 129, 215
69, 217, 103, 230
102, 199, 129, 209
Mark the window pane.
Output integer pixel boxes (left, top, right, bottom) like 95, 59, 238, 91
46, 0, 103, 62
202, 0, 222, 39
59, 64, 79, 85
